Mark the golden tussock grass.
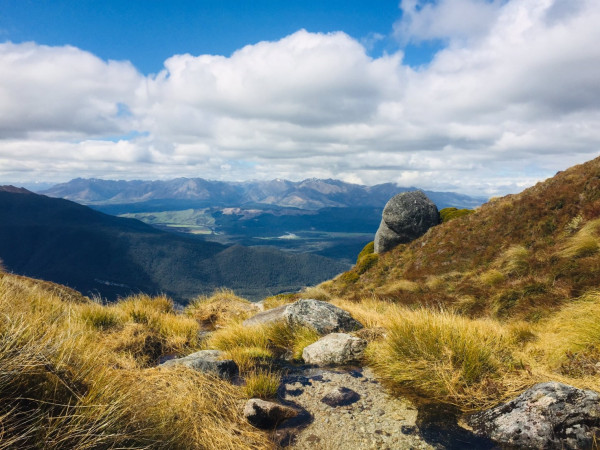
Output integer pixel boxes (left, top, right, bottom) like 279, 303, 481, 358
0, 274, 272, 449
366, 306, 528, 410
376, 279, 419, 296
494, 245, 529, 276
558, 218, 600, 258
533, 291, 600, 377
185, 288, 259, 329
243, 368, 280, 399
207, 321, 320, 370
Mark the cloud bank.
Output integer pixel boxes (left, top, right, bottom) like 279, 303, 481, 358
1, 0, 599, 195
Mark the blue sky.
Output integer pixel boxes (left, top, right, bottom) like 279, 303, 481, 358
1, 0, 434, 74
0, 0, 599, 196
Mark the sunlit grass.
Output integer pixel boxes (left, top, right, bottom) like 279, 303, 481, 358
0, 274, 272, 449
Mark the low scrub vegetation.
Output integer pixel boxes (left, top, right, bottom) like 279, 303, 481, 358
439, 207, 474, 222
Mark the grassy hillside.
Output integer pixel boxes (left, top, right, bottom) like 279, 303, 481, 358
328, 157, 600, 319
5, 157, 600, 448
0, 189, 348, 302
303, 155, 600, 409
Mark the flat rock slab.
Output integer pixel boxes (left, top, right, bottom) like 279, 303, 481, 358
302, 333, 367, 365
160, 349, 239, 379
468, 381, 600, 449
243, 299, 363, 334
321, 387, 360, 407
244, 398, 299, 429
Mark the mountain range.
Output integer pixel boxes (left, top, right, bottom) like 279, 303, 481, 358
40, 177, 486, 210
0, 187, 349, 302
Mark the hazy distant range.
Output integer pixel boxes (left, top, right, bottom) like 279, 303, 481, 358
41, 177, 487, 263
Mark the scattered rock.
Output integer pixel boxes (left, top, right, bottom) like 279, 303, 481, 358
302, 333, 367, 365
243, 398, 299, 429
160, 349, 238, 379
321, 387, 360, 407
468, 381, 600, 449
374, 191, 439, 253
243, 299, 363, 334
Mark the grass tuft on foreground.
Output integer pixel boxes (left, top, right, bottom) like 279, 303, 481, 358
0, 274, 272, 450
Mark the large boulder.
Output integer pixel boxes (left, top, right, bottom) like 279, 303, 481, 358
374, 191, 439, 253
243, 398, 299, 429
468, 382, 600, 449
160, 349, 239, 379
302, 333, 367, 365
242, 299, 363, 334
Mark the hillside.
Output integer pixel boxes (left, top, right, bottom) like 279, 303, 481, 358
4, 158, 600, 448
39, 178, 485, 263
327, 156, 600, 320
41, 177, 485, 210
0, 188, 348, 302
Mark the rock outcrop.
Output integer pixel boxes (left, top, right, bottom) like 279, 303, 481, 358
160, 350, 239, 379
374, 191, 439, 253
468, 382, 600, 449
302, 333, 367, 365
243, 299, 363, 334
244, 398, 299, 429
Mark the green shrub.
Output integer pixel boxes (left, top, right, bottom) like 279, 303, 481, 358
339, 271, 360, 284
356, 253, 378, 274
440, 207, 474, 223
357, 241, 375, 262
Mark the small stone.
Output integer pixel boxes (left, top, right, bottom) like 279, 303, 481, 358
302, 333, 367, 365
321, 387, 360, 407
160, 349, 238, 379
243, 398, 298, 429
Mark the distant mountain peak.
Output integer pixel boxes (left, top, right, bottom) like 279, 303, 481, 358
0, 185, 33, 194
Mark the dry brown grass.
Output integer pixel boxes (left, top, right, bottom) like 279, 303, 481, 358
558, 218, 600, 258
0, 274, 272, 449
185, 288, 259, 330
367, 307, 528, 410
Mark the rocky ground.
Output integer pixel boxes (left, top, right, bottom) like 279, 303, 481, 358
275, 366, 432, 449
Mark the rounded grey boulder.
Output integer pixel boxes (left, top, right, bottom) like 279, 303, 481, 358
302, 333, 367, 365
468, 382, 600, 449
160, 349, 239, 379
374, 191, 439, 253
243, 299, 363, 335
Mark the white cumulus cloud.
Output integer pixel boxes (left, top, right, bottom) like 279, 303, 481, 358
1, 0, 600, 196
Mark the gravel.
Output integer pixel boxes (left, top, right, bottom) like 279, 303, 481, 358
276, 367, 433, 449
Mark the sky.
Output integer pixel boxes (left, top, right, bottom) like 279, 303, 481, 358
0, 0, 599, 196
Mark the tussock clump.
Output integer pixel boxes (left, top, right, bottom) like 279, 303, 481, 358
185, 288, 259, 329
244, 368, 280, 399
376, 279, 419, 295
262, 293, 298, 310
368, 307, 520, 409
494, 245, 529, 276
558, 218, 600, 258
300, 285, 332, 301
356, 241, 375, 261
478, 269, 505, 286
536, 291, 600, 374
207, 321, 319, 369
